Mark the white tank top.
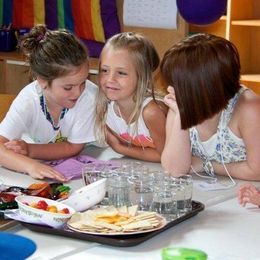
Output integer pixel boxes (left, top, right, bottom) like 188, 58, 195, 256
106, 97, 155, 148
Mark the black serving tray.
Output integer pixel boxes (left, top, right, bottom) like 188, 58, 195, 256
21, 201, 204, 247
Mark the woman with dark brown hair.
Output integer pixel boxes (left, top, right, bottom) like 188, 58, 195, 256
161, 33, 260, 181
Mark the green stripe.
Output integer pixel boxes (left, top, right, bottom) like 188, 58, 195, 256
0, 0, 3, 26
57, 0, 65, 28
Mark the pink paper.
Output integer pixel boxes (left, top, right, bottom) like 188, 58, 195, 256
45, 155, 120, 180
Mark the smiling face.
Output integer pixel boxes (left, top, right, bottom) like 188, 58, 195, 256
38, 62, 89, 110
99, 47, 138, 104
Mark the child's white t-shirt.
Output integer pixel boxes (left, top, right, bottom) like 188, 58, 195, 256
0, 80, 97, 144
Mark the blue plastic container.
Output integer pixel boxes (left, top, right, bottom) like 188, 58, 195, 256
0, 29, 17, 52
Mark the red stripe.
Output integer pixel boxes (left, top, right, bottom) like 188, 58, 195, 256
13, 0, 34, 28
72, 0, 94, 40
12, 0, 22, 28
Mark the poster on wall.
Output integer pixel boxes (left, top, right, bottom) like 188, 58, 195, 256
123, 0, 177, 29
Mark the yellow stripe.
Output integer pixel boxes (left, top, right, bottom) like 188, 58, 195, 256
34, 0, 45, 25
91, 0, 105, 42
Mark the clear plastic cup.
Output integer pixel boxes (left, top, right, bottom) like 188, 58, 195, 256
180, 175, 193, 213
150, 180, 177, 221
107, 175, 130, 208
169, 177, 186, 216
129, 170, 154, 211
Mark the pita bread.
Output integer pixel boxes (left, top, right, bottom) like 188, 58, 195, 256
67, 205, 164, 234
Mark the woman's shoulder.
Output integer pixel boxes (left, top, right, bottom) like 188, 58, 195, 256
239, 88, 260, 107
236, 88, 260, 121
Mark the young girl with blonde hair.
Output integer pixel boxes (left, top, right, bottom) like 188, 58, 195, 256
95, 32, 167, 162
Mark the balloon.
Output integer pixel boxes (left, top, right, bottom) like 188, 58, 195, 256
177, 0, 227, 25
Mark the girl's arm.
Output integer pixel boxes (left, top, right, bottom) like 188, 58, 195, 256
4, 139, 85, 160
106, 101, 167, 162
106, 129, 161, 162
161, 109, 191, 176
161, 87, 191, 176
0, 136, 67, 181
27, 142, 85, 160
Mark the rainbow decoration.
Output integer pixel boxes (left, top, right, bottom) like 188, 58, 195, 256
0, 0, 106, 43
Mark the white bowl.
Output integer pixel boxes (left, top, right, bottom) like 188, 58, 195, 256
15, 195, 76, 228
62, 178, 107, 212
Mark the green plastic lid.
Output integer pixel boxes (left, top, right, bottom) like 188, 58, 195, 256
161, 247, 207, 260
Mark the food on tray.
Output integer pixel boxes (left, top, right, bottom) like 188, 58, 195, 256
15, 195, 75, 228
0, 183, 71, 211
27, 182, 71, 200
67, 205, 164, 234
26, 199, 70, 214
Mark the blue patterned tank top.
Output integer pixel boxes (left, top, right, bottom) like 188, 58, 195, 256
189, 87, 247, 164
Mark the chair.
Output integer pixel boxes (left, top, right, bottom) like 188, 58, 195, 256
0, 94, 16, 122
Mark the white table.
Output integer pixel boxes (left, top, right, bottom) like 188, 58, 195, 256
1, 146, 260, 260
10, 197, 260, 260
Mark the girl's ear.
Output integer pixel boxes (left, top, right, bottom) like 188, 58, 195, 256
37, 77, 48, 89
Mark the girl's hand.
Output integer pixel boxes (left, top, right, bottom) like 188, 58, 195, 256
238, 183, 260, 207
105, 127, 129, 153
4, 139, 29, 156
106, 128, 121, 148
27, 162, 67, 182
164, 86, 179, 113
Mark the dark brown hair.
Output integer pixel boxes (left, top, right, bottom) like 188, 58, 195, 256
20, 24, 89, 84
160, 33, 241, 129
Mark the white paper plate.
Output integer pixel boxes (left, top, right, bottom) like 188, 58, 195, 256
67, 212, 167, 236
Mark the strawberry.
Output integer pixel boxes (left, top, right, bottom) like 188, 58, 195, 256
36, 200, 48, 210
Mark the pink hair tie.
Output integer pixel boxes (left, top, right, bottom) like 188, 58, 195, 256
36, 34, 45, 42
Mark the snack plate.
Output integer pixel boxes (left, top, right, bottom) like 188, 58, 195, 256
67, 212, 167, 236
21, 201, 204, 247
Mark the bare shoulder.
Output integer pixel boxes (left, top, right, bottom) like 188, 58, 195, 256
143, 99, 168, 120
236, 89, 260, 123
238, 89, 260, 113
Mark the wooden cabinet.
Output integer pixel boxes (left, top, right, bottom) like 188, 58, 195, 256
0, 51, 31, 94
0, 51, 99, 95
190, 0, 260, 95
